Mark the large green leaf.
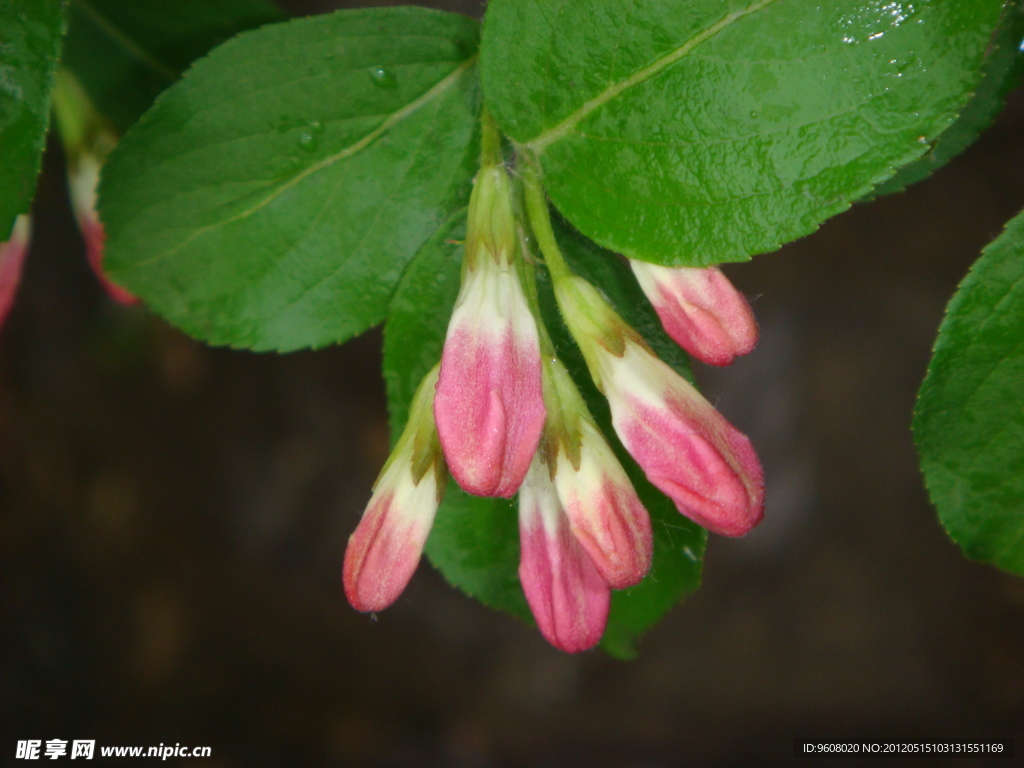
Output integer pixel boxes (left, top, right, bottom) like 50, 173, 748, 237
62, 0, 286, 134
101, 8, 480, 352
0, 0, 65, 237
914, 209, 1024, 575
480, 0, 1003, 267
874, 1, 1024, 196
382, 204, 706, 655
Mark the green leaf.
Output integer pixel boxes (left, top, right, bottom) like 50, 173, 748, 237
426, 481, 530, 619
480, 0, 1004, 267
874, 1, 1024, 196
383, 204, 706, 654
383, 208, 466, 438
914, 209, 1024, 575
383, 209, 531, 621
0, 0, 66, 236
62, 0, 286, 134
101, 7, 481, 352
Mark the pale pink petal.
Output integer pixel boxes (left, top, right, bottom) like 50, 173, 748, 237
0, 216, 31, 330
519, 457, 609, 652
600, 342, 764, 537
631, 261, 757, 366
555, 421, 652, 588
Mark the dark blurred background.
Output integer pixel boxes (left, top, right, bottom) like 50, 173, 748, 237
3, 1, 1024, 766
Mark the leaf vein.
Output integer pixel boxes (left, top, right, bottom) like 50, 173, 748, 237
526, 0, 782, 152
125, 56, 475, 269
259, 94, 445, 326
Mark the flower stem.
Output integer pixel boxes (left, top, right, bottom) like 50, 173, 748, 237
521, 156, 573, 283
480, 106, 503, 169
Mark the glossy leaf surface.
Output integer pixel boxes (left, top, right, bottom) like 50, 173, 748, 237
480, 0, 1003, 266
874, 1, 1024, 196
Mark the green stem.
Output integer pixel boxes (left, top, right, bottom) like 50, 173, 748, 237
520, 156, 572, 282
480, 106, 503, 168
51, 69, 110, 162
518, 238, 557, 358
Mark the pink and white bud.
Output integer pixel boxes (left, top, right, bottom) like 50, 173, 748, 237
343, 458, 441, 612
598, 340, 764, 537
519, 455, 610, 653
552, 274, 764, 537
630, 261, 757, 366
553, 418, 652, 589
68, 149, 137, 305
0, 215, 31, 331
344, 367, 446, 612
434, 165, 546, 498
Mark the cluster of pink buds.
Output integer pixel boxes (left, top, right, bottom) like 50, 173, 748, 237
550, 270, 764, 538
518, 355, 654, 650
343, 126, 764, 652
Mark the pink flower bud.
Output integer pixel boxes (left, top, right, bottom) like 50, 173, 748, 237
434, 166, 545, 498
598, 340, 764, 537
554, 419, 653, 589
68, 149, 137, 305
0, 215, 30, 331
519, 455, 610, 653
630, 261, 757, 366
343, 460, 441, 612
344, 367, 446, 612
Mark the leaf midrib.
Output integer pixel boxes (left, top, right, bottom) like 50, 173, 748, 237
124, 55, 478, 270
525, 0, 781, 153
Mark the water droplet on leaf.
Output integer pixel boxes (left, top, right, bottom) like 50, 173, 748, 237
367, 66, 397, 89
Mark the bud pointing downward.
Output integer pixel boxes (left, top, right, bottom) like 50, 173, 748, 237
519, 454, 610, 653
344, 366, 446, 612
542, 357, 652, 589
434, 164, 546, 498
597, 339, 764, 537
555, 275, 764, 538
554, 419, 653, 589
68, 147, 137, 305
630, 261, 756, 366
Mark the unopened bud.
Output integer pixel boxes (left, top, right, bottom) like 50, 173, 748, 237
344, 366, 446, 612
630, 261, 757, 366
434, 165, 546, 498
518, 454, 609, 652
